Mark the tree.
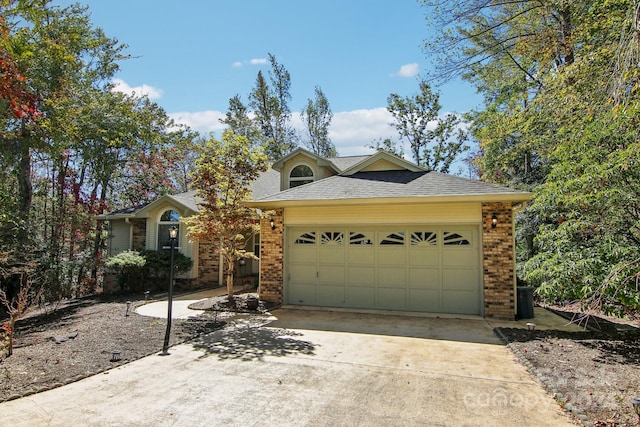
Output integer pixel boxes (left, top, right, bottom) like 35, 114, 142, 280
300, 86, 335, 157
185, 130, 268, 304
387, 80, 467, 172
248, 53, 297, 159
420, 0, 640, 314
219, 94, 259, 143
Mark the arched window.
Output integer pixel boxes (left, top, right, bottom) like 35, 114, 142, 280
158, 209, 180, 249
289, 164, 314, 188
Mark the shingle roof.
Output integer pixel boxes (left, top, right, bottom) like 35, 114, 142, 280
250, 170, 531, 205
326, 155, 370, 172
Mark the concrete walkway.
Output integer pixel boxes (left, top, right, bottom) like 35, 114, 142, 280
0, 307, 576, 427
135, 286, 247, 319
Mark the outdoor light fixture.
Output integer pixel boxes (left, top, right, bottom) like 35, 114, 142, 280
491, 213, 498, 228
110, 350, 121, 362
526, 322, 536, 332
270, 218, 275, 230
125, 301, 132, 317
162, 225, 178, 355
631, 397, 640, 424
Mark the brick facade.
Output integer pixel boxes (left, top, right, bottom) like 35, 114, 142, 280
197, 241, 221, 287
258, 209, 284, 305
482, 202, 515, 319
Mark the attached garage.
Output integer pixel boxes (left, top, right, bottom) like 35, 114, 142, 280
248, 148, 532, 319
286, 226, 481, 314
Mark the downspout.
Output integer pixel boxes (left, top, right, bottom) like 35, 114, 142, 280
511, 201, 528, 317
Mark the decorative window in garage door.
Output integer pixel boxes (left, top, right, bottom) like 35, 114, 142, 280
294, 232, 316, 245
321, 231, 344, 245
380, 232, 405, 245
443, 231, 471, 246
349, 232, 373, 245
410, 231, 438, 246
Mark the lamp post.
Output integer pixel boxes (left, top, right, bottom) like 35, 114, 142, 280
162, 226, 178, 355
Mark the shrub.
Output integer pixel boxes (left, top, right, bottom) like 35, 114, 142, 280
105, 250, 146, 293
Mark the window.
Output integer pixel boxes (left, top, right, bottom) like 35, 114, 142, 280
158, 209, 180, 249
443, 232, 470, 246
411, 231, 437, 246
380, 232, 405, 245
321, 231, 344, 245
294, 232, 316, 245
349, 232, 373, 245
289, 164, 314, 188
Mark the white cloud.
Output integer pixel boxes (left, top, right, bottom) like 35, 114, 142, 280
167, 107, 395, 156
232, 58, 268, 68
329, 108, 396, 156
169, 110, 227, 135
111, 78, 163, 100
394, 62, 419, 78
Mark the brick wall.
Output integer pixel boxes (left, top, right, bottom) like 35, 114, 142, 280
258, 209, 284, 305
482, 202, 515, 319
198, 241, 220, 287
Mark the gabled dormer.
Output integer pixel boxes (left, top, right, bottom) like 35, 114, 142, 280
271, 148, 342, 190
339, 150, 426, 175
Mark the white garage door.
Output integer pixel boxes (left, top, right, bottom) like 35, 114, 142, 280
286, 226, 482, 315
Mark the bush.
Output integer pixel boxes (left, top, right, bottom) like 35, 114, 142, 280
105, 250, 146, 294
139, 249, 193, 290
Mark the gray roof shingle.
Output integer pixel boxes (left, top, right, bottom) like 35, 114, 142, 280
251, 170, 530, 204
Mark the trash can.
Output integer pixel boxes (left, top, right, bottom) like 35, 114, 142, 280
516, 286, 534, 319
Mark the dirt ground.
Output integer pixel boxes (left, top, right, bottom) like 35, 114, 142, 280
498, 307, 640, 427
1, 295, 639, 426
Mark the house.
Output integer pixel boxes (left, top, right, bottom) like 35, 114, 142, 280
98, 148, 531, 319
95, 170, 280, 291
246, 148, 531, 319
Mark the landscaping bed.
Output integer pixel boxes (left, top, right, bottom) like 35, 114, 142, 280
497, 308, 640, 427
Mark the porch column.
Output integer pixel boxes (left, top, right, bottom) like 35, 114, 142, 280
482, 202, 515, 319
259, 209, 284, 305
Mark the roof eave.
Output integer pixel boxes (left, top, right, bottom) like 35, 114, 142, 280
245, 192, 533, 209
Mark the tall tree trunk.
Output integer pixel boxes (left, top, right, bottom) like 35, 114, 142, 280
16, 136, 32, 247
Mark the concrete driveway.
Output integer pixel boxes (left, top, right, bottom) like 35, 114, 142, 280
0, 308, 574, 426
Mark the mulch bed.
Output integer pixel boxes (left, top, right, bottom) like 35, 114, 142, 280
0, 292, 237, 402
497, 308, 640, 427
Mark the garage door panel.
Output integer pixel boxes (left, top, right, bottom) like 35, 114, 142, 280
409, 249, 439, 266
378, 267, 406, 287
289, 246, 316, 263
319, 265, 345, 285
442, 291, 480, 314
376, 288, 406, 310
377, 249, 405, 266
319, 248, 344, 264
347, 248, 374, 265
346, 287, 375, 307
318, 285, 345, 306
288, 284, 317, 305
408, 289, 441, 311
443, 269, 479, 290
409, 268, 440, 289
442, 250, 477, 267
289, 265, 317, 285
347, 266, 375, 285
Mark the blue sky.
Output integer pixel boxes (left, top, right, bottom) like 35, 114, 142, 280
55, 0, 481, 158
